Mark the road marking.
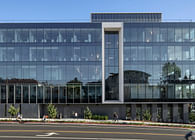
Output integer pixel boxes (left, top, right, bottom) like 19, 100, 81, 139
0, 129, 184, 137
0, 136, 145, 140
36, 132, 58, 137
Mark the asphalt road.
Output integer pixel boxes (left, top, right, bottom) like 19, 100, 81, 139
0, 122, 189, 140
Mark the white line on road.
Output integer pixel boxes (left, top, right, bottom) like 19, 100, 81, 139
0, 136, 145, 140
36, 132, 58, 137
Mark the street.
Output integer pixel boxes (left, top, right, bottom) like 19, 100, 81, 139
0, 122, 189, 140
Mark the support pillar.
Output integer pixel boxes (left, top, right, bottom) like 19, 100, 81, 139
38, 104, 40, 118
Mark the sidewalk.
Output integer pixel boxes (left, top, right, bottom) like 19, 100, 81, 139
0, 117, 194, 128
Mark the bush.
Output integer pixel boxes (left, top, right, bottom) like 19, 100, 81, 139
84, 107, 92, 119
143, 110, 152, 121
104, 116, 108, 120
94, 115, 98, 120
47, 104, 57, 119
189, 112, 195, 122
97, 115, 101, 120
91, 115, 108, 120
100, 116, 105, 120
92, 115, 97, 120
8, 105, 19, 117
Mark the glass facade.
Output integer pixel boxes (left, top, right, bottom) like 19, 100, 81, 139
0, 23, 102, 104
124, 23, 195, 102
105, 31, 119, 100
92, 13, 162, 23
0, 15, 195, 105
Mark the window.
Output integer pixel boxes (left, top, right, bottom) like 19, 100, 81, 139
183, 28, 190, 42
30, 85, 36, 103
23, 85, 29, 103
168, 46, 174, 60
168, 28, 174, 42
159, 28, 167, 42
153, 28, 160, 42
190, 28, 195, 42
145, 28, 152, 42
175, 28, 182, 42
175, 46, 182, 60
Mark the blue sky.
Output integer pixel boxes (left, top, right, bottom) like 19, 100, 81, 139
0, 0, 194, 22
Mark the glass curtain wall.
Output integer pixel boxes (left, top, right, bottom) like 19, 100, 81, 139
124, 23, 195, 101
105, 31, 119, 100
0, 23, 102, 104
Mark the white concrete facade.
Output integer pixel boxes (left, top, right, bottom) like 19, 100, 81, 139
102, 22, 124, 104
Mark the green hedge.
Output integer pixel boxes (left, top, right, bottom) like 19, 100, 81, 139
92, 115, 108, 120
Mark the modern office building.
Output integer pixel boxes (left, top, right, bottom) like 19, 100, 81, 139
0, 13, 194, 123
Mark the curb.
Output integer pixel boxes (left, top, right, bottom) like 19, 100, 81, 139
0, 118, 194, 129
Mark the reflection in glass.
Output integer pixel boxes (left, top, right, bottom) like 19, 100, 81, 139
8, 85, 14, 103
30, 85, 36, 103
16, 85, 21, 103
37, 86, 43, 103
1, 85, 6, 103
105, 31, 119, 100
59, 87, 66, 103
23, 85, 29, 103
45, 87, 51, 103
52, 87, 58, 103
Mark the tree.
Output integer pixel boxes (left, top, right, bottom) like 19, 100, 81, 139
162, 62, 181, 81
8, 105, 19, 117
47, 104, 57, 119
84, 106, 92, 119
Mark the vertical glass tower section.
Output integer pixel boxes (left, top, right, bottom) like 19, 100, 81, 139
105, 31, 119, 100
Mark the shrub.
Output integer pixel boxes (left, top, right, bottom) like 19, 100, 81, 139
8, 105, 19, 117
47, 104, 57, 119
104, 115, 108, 120
92, 115, 98, 120
97, 115, 101, 120
94, 115, 98, 120
84, 106, 92, 119
91, 115, 108, 120
100, 116, 105, 120
143, 110, 152, 121
189, 112, 195, 122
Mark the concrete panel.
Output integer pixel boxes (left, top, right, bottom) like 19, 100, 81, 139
162, 104, 168, 122
183, 104, 189, 123
0, 104, 5, 118
152, 104, 157, 122
131, 104, 136, 120
21, 104, 39, 118
141, 104, 147, 120
173, 104, 178, 123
